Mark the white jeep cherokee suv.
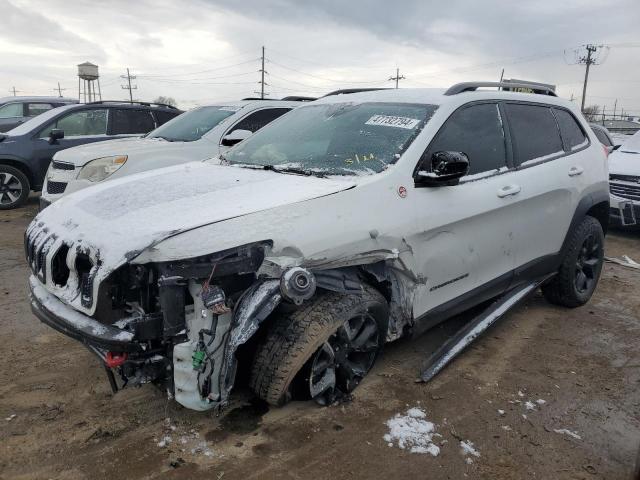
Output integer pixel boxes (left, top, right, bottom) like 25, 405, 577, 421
27, 82, 609, 410
40, 99, 305, 208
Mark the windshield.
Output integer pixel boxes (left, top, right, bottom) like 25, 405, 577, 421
621, 130, 640, 153
6, 104, 76, 136
222, 102, 438, 176
147, 105, 237, 142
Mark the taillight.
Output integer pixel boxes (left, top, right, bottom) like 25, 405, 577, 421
602, 144, 610, 158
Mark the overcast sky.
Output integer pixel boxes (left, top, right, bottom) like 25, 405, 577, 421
2, 0, 640, 112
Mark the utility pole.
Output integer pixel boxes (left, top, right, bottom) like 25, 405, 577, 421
121, 68, 137, 103
613, 98, 618, 118
258, 46, 268, 99
389, 68, 405, 89
54, 82, 66, 97
578, 44, 598, 113
9, 87, 20, 96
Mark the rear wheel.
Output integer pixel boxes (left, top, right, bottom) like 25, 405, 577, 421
0, 165, 30, 210
542, 215, 604, 308
250, 286, 388, 406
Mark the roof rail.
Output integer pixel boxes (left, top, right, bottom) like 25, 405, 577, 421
444, 81, 557, 97
86, 100, 180, 109
281, 96, 317, 102
322, 88, 390, 97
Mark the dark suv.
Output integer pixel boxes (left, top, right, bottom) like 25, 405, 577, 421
0, 96, 78, 133
0, 101, 182, 209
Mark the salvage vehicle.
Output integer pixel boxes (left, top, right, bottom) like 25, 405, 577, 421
0, 101, 181, 209
608, 130, 640, 227
40, 98, 308, 208
0, 96, 78, 133
27, 82, 609, 410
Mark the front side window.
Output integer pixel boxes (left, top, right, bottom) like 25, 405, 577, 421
0, 103, 23, 119
26, 103, 53, 117
554, 109, 587, 151
222, 102, 438, 176
40, 109, 107, 137
147, 106, 236, 142
505, 103, 564, 165
227, 108, 291, 135
111, 109, 155, 135
425, 103, 507, 176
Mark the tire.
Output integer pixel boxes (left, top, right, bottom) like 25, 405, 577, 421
250, 286, 388, 406
0, 165, 30, 210
542, 215, 604, 308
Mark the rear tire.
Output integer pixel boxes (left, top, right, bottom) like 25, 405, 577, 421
0, 165, 30, 210
250, 286, 388, 406
542, 215, 604, 308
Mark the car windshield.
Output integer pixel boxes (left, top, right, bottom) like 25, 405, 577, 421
221, 102, 438, 176
621, 130, 640, 153
147, 105, 237, 142
5, 104, 76, 136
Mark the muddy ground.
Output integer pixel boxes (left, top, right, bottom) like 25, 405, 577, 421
1, 195, 639, 480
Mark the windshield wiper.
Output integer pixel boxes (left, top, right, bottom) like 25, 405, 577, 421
264, 164, 327, 178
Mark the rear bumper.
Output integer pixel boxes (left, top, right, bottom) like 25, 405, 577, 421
29, 275, 140, 352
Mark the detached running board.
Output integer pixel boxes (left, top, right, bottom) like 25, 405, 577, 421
419, 278, 547, 383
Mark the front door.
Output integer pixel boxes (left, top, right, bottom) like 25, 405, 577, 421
409, 102, 519, 320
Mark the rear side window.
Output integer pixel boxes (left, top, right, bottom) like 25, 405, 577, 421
153, 110, 180, 126
505, 104, 563, 165
26, 103, 53, 117
227, 108, 291, 135
111, 109, 156, 134
553, 109, 588, 151
426, 103, 507, 176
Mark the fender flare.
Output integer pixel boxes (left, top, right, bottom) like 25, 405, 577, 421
559, 189, 610, 262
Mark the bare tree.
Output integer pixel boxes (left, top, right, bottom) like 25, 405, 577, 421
153, 96, 177, 108
582, 105, 600, 122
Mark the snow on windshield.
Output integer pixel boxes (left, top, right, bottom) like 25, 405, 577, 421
621, 130, 640, 153
223, 102, 438, 176
147, 106, 237, 142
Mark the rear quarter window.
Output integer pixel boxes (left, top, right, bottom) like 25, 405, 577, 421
504, 103, 564, 165
553, 109, 588, 151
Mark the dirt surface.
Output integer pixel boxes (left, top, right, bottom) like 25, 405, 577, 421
1, 195, 639, 480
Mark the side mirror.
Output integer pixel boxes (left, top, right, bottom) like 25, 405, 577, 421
415, 151, 470, 187
48, 129, 64, 145
221, 129, 252, 147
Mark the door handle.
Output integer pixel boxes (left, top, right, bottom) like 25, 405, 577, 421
568, 166, 584, 177
497, 184, 521, 198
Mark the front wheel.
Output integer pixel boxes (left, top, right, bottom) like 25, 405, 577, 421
542, 215, 604, 308
0, 165, 30, 210
250, 286, 388, 406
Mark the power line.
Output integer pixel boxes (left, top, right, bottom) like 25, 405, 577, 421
267, 59, 389, 85
137, 58, 259, 78
389, 68, 405, 89
121, 68, 137, 103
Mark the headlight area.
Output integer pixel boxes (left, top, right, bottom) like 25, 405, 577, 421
77, 155, 127, 182
100, 242, 270, 410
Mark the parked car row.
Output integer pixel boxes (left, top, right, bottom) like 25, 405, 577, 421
26, 81, 612, 411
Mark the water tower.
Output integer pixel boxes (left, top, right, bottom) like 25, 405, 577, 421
77, 62, 102, 103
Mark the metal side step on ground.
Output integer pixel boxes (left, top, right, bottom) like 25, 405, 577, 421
419, 279, 546, 383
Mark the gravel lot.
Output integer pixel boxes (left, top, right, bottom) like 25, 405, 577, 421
1, 196, 639, 480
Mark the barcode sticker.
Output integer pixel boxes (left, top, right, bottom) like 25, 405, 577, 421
365, 115, 420, 129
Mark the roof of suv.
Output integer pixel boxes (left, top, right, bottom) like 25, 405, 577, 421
313, 82, 572, 109
0, 96, 78, 105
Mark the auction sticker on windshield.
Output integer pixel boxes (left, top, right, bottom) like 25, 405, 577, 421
365, 115, 420, 129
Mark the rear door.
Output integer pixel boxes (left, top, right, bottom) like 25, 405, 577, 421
502, 102, 588, 280
411, 102, 519, 319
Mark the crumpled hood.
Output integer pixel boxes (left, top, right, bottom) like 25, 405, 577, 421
53, 136, 209, 166
609, 150, 640, 176
33, 161, 355, 275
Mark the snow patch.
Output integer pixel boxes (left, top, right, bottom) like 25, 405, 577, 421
460, 440, 481, 462
383, 407, 440, 456
554, 428, 581, 440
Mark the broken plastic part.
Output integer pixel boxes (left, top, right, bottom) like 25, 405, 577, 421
105, 351, 128, 368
